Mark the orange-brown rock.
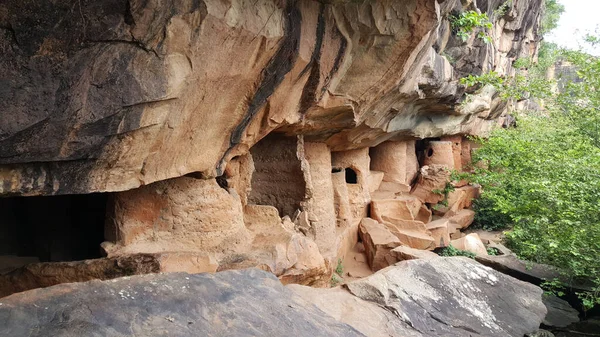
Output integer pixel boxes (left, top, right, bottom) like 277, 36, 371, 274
445, 209, 476, 230
358, 218, 401, 271
371, 196, 422, 223
299, 141, 336, 255
105, 177, 251, 255
433, 184, 481, 216
367, 171, 385, 193
451, 233, 488, 256
393, 229, 436, 250
411, 165, 452, 204
332, 148, 371, 220
384, 245, 439, 265
423, 141, 455, 169
426, 219, 451, 248
369, 141, 418, 186
416, 204, 433, 223
0, 253, 217, 298
441, 135, 464, 171
0, 0, 543, 196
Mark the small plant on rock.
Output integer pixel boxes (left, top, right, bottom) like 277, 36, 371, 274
493, 0, 512, 18
438, 244, 476, 259
335, 259, 344, 276
450, 10, 493, 43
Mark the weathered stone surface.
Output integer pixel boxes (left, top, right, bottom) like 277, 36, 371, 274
105, 176, 251, 255
445, 209, 476, 230
289, 285, 422, 337
475, 254, 565, 287
371, 197, 422, 223
346, 257, 547, 337
331, 148, 371, 219
358, 218, 401, 271
393, 228, 436, 250
298, 140, 336, 255
370, 141, 417, 186
542, 295, 579, 328
385, 245, 439, 265
411, 165, 451, 204
0, 269, 363, 336
367, 171, 384, 193
426, 218, 451, 248
423, 141, 455, 169
554, 319, 600, 337
451, 233, 488, 256
0, 0, 544, 196
0, 253, 215, 298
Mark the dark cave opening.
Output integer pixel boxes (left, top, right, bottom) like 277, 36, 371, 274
345, 168, 358, 184
0, 193, 107, 268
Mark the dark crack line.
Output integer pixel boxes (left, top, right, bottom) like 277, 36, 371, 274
84, 39, 159, 58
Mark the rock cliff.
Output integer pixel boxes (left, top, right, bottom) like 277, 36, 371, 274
0, 0, 545, 300
0, 0, 541, 195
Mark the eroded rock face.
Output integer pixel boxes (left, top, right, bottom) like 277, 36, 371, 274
0, 0, 546, 297
0, 0, 543, 196
292, 257, 547, 337
0, 269, 363, 337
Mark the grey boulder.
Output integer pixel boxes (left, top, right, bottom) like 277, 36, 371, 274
0, 269, 363, 337
344, 257, 547, 337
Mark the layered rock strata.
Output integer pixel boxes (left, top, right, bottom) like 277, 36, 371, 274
0, 0, 545, 293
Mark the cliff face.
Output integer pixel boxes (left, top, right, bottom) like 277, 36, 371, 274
0, 0, 542, 196
0, 0, 544, 292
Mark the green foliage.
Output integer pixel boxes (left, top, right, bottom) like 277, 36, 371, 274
438, 244, 476, 259
450, 10, 493, 43
432, 182, 455, 208
330, 273, 341, 287
472, 197, 512, 231
468, 115, 600, 305
540, 0, 565, 35
335, 259, 344, 275
460, 71, 505, 89
330, 259, 344, 287
555, 49, 600, 147
493, 0, 512, 18
460, 68, 553, 102
541, 279, 566, 297
486, 247, 500, 256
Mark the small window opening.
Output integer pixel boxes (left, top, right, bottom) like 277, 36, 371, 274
332, 168, 342, 173
345, 168, 358, 184
427, 148, 434, 157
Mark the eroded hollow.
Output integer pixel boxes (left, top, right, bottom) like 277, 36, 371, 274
0, 193, 107, 270
248, 134, 306, 217
345, 167, 358, 184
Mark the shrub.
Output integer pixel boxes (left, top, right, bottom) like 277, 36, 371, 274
450, 10, 493, 43
438, 244, 476, 259
469, 115, 600, 309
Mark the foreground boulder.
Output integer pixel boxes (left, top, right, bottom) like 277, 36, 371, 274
0, 269, 362, 337
340, 257, 546, 337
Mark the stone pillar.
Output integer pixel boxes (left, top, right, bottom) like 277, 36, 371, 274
299, 141, 336, 254
441, 135, 463, 171
331, 148, 371, 220
370, 140, 419, 185
422, 141, 455, 169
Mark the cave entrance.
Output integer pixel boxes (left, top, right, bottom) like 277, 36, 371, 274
345, 168, 358, 184
0, 193, 107, 272
248, 134, 306, 217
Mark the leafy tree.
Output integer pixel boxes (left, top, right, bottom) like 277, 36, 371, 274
469, 114, 600, 310
540, 0, 565, 35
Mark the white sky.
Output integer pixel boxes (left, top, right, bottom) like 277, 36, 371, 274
545, 0, 600, 54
